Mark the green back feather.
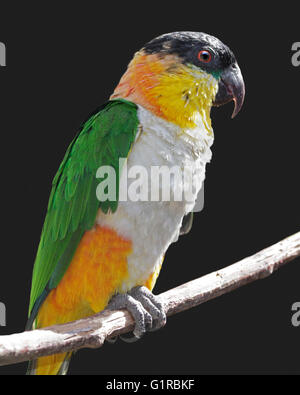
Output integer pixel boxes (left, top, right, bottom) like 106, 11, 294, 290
28, 99, 139, 319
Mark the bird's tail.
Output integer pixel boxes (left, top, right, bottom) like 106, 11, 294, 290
26, 352, 72, 375
26, 290, 73, 375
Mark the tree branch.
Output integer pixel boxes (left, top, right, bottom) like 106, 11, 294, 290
1, 232, 300, 367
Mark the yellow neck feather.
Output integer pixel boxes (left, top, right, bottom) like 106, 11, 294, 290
111, 52, 219, 131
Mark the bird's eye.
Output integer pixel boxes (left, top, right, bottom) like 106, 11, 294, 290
198, 50, 212, 63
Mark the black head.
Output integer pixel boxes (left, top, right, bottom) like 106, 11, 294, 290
143, 31, 236, 80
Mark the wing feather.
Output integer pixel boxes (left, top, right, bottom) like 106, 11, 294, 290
28, 99, 139, 318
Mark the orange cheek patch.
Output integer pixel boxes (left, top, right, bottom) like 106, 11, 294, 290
37, 225, 132, 329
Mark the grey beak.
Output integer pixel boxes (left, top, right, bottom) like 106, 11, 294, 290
214, 63, 245, 118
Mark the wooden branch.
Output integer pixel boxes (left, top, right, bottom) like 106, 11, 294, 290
1, 232, 300, 367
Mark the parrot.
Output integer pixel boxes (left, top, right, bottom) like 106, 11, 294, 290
26, 31, 245, 375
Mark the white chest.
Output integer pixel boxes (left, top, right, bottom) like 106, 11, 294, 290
97, 106, 214, 291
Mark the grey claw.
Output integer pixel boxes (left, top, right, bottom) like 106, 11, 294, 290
120, 333, 141, 343
130, 286, 167, 332
107, 293, 152, 340
106, 286, 167, 343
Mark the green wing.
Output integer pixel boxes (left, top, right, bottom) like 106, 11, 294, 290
28, 99, 139, 322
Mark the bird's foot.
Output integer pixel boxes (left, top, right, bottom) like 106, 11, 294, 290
106, 286, 166, 343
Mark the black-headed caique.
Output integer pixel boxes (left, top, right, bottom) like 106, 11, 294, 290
27, 32, 245, 375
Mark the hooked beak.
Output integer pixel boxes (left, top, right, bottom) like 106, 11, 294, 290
213, 63, 245, 118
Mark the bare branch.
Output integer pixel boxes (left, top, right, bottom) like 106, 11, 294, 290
0, 232, 299, 367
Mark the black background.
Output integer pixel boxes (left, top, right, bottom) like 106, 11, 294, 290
0, 4, 299, 375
